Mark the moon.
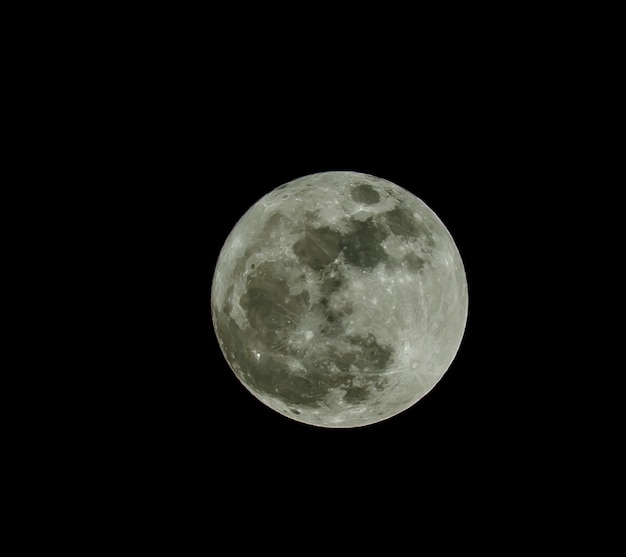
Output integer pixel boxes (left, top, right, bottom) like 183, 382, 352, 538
211, 171, 468, 428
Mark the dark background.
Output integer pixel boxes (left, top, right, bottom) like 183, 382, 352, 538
73, 30, 575, 533
123, 98, 537, 488
25, 7, 608, 548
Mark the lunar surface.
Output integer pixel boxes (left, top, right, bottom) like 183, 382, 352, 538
211, 171, 468, 427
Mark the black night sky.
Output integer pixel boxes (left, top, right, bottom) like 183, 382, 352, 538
101, 55, 560, 514
132, 107, 527, 472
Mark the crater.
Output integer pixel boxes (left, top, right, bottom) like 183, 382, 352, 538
351, 183, 380, 205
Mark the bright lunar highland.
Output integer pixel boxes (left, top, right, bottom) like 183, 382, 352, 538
211, 171, 468, 427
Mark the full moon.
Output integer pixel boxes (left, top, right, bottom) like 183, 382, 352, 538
211, 171, 468, 428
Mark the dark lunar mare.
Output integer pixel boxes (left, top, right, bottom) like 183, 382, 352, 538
340, 218, 389, 269
293, 226, 340, 270
381, 205, 435, 248
218, 203, 440, 410
219, 253, 396, 408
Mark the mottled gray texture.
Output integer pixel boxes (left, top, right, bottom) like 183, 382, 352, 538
212, 171, 468, 427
